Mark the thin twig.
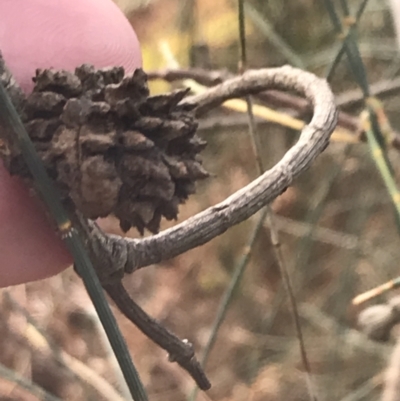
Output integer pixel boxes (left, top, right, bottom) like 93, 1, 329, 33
188, 209, 268, 401
268, 214, 318, 400
104, 282, 211, 390
72, 215, 211, 390
238, 6, 317, 398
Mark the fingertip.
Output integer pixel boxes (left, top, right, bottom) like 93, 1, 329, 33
0, 166, 72, 287
0, 0, 142, 286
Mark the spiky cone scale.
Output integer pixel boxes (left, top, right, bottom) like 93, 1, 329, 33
7, 65, 208, 234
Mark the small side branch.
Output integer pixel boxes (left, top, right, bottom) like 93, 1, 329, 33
105, 283, 211, 390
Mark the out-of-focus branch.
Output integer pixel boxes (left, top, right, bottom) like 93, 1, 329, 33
148, 67, 400, 149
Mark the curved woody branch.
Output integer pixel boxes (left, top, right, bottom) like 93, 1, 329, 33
79, 67, 337, 389
0, 58, 337, 390
105, 66, 338, 273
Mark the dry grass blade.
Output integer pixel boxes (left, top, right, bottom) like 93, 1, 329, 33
3, 290, 129, 401
0, 361, 63, 401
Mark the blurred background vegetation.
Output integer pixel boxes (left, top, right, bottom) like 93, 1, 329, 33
2, 0, 400, 400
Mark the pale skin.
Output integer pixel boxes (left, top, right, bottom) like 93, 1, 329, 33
0, 0, 142, 287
